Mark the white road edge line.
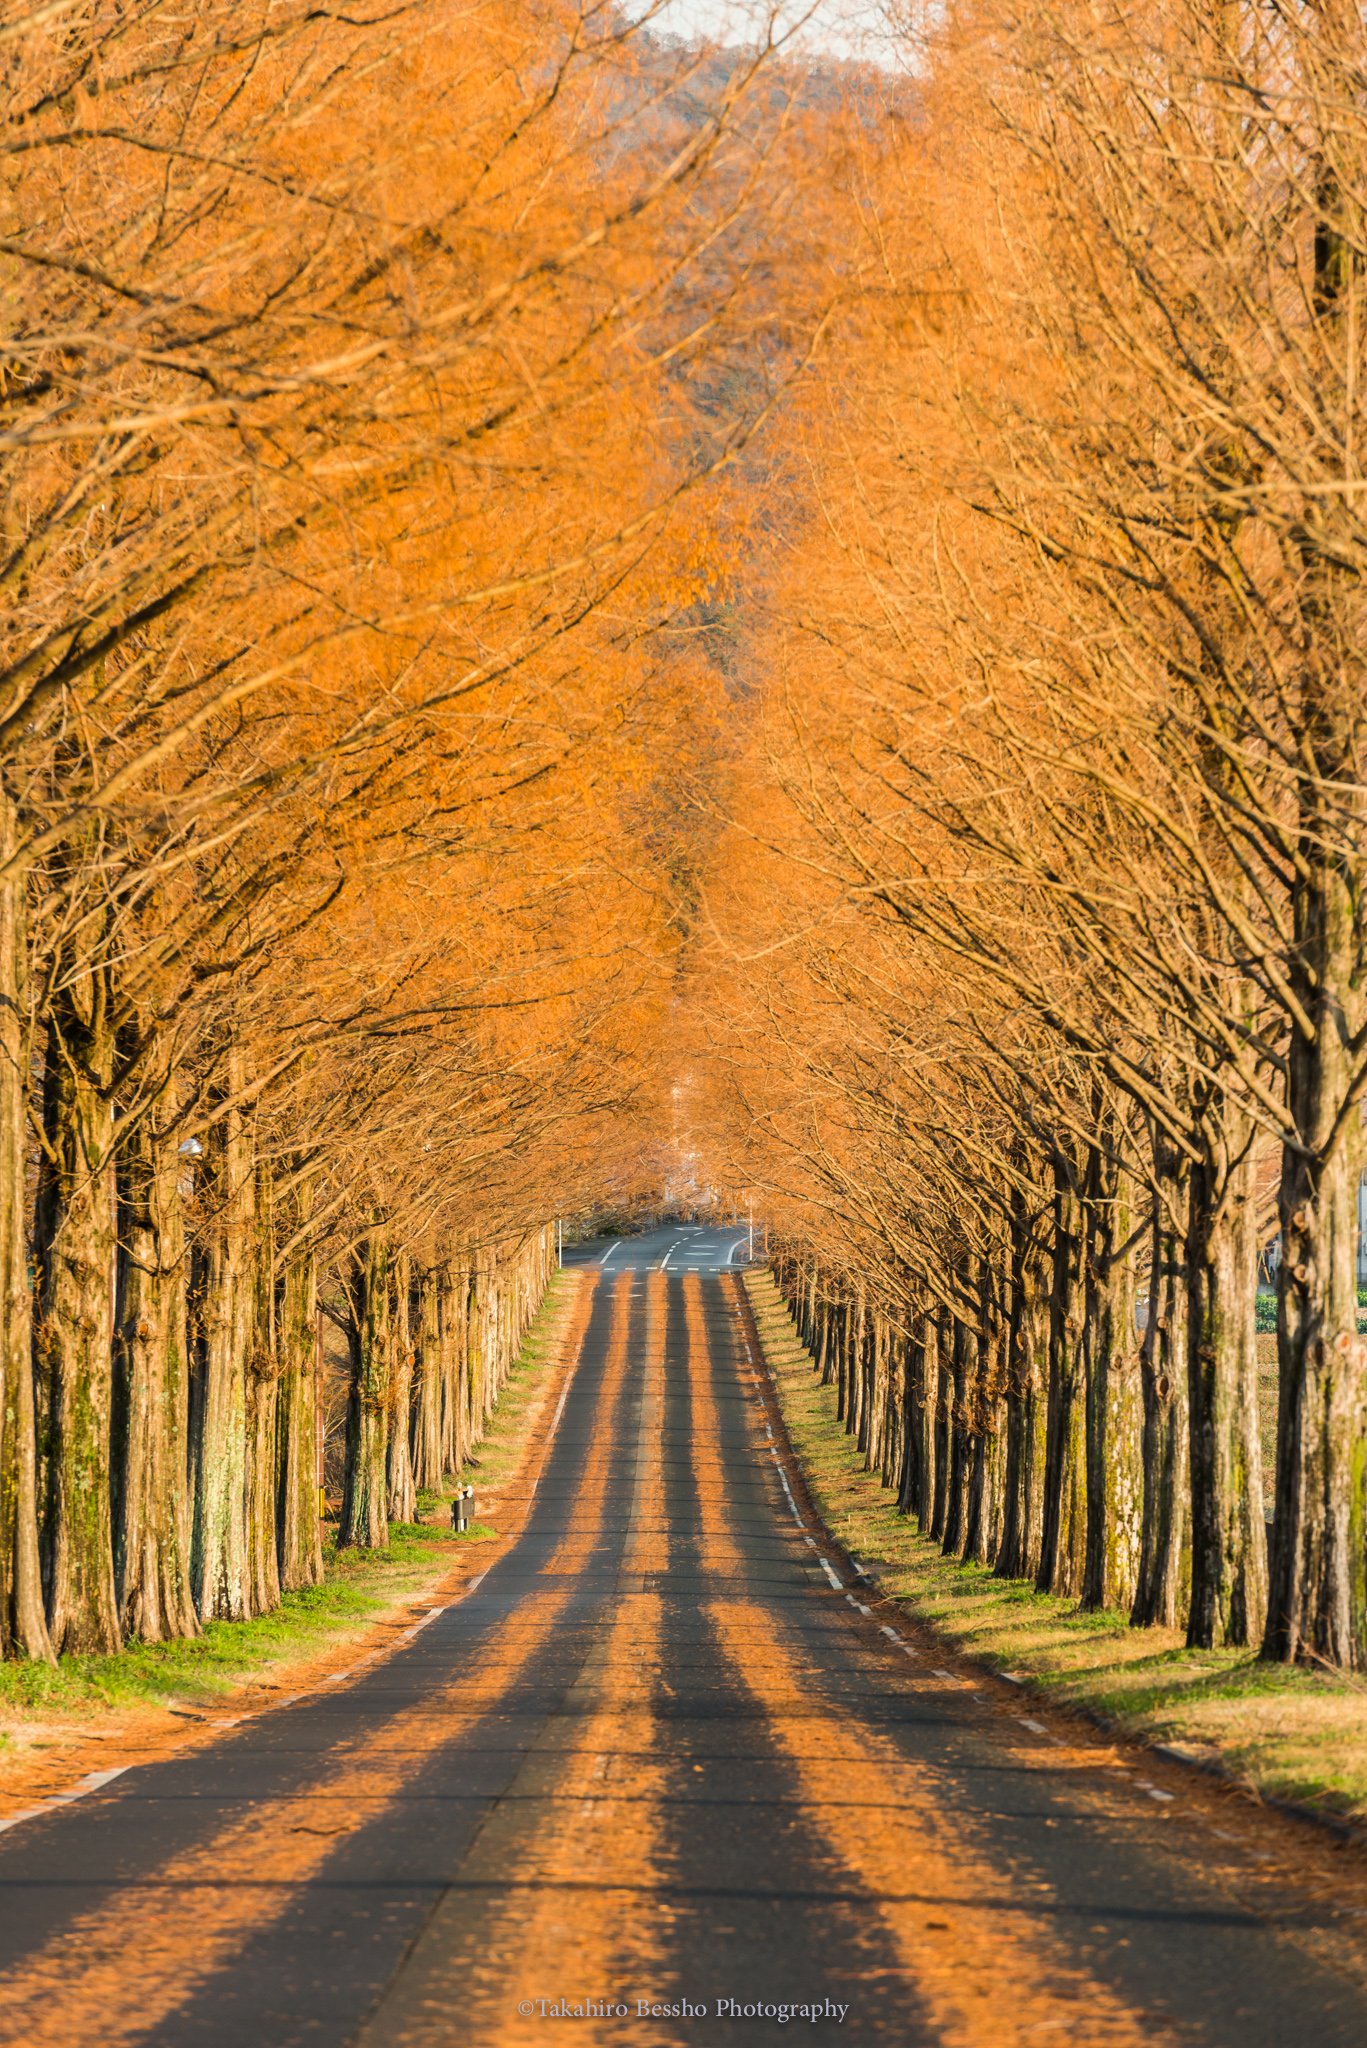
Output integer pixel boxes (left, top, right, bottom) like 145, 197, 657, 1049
769, 1454, 805, 1528
0, 1765, 131, 1837
0, 1807, 49, 1836
599, 1241, 621, 1266
817, 1556, 843, 1590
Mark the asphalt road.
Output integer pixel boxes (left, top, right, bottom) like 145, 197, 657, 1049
561, 1224, 754, 1273
1, 1270, 1366, 2046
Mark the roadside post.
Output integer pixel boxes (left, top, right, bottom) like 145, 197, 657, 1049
451, 1484, 475, 1533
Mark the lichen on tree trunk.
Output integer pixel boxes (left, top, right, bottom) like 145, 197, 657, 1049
1133, 1136, 1189, 1630
189, 1049, 254, 1623
1186, 1114, 1266, 1649
1037, 1161, 1087, 1598
385, 1250, 417, 1524
1265, 839, 1367, 1664
112, 1079, 198, 1643
0, 785, 50, 1662
411, 1263, 443, 1492
1081, 1145, 1143, 1614
33, 949, 121, 1655
275, 1239, 323, 1593
998, 1202, 1048, 1583
1263, 134, 1367, 1671
339, 1228, 391, 1551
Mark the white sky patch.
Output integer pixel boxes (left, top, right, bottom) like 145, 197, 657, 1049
631, 0, 888, 63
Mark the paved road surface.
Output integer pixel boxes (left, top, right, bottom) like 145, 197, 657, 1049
1, 1270, 1365, 2046
561, 1224, 753, 1273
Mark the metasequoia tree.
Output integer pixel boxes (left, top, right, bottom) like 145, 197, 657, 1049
0, 0, 826, 1658
687, 0, 1367, 1669
925, 0, 1367, 1665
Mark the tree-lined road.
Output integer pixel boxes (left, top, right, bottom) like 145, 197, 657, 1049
561, 1224, 753, 1273
0, 1270, 1364, 2046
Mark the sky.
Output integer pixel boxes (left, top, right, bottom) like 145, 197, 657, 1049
641, 0, 891, 62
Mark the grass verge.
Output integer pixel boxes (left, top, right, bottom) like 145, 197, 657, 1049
745, 1268, 1367, 1829
0, 1266, 577, 1746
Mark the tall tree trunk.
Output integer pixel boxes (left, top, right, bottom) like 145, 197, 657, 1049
905, 1311, 942, 1536
967, 1310, 1000, 1564
1265, 118, 1367, 1666
851, 1291, 870, 1454
897, 1317, 927, 1520
999, 1199, 1048, 1582
1187, 1111, 1266, 1648
0, 785, 50, 1661
112, 1082, 197, 1642
189, 1050, 254, 1622
276, 1239, 323, 1592
1082, 1146, 1144, 1613
1133, 1137, 1189, 1629
386, 1251, 416, 1523
963, 1263, 1005, 1567
340, 1229, 390, 1550
834, 1297, 850, 1425
1037, 1160, 1087, 1597
465, 1253, 490, 1452
883, 1322, 905, 1491
867, 1310, 885, 1475
33, 955, 121, 1654
440, 1257, 468, 1479
942, 1311, 972, 1557
411, 1263, 443, 1492
929, 1307, 952, 1542
244, 1157, 280, 1619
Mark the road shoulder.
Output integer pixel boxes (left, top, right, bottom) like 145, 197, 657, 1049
742, 1266, 1367, 1846
0, 1269, 587, 1826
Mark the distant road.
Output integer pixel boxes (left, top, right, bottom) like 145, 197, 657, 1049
560, 1222, 752, 1272
0, 1268, 1364, 2045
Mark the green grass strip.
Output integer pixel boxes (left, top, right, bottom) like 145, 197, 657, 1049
745, 1269, 1367, 1827
0, 1267, 575, 1738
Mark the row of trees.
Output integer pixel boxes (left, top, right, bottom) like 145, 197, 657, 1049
0, 1, 819, 1661
696, 0, 1367, 1668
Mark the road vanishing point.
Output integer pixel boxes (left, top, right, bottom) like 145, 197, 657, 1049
1, 1237, 1365, 2046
